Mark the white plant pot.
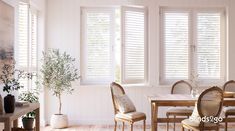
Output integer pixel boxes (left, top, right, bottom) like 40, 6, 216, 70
50, 114, 68, 129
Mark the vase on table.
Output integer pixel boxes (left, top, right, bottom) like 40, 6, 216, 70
4, 94, 15, 113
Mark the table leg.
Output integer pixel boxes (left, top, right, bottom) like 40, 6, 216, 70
151, 102, 158, 131
35, 108, 40, 131
13, 119, 18, 128
4, 119, 11, 131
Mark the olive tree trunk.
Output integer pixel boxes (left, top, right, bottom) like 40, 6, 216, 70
58, 94, 62, 114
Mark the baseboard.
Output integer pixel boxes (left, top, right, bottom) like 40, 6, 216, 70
43, 119, 151, 126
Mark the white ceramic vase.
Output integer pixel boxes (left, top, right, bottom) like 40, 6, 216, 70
50, 114, 68, 129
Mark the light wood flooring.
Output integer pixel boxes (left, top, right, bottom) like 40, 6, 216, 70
41, 124, 235, 131
0, 123, 234, 131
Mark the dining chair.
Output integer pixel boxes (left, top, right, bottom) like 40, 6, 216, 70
166, 80, 193, 131
223, 80, 235, 131
181, 86, 224, 131
110, 82, 146, 131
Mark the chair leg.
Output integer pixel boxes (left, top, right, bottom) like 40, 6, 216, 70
130, 123, 133, 131
187, 115, 190, 131
181, 126, 184, 131
114, 120, 117, 131
167, 115, 169, 131
122, 122, 125, 131
225, 115, 228, 131
173, 115, 176, 131
143, 120, 146, 131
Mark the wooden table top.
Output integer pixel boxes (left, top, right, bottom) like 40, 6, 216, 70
148, 94, 196, 102
148, 94, 235, 106
0, 103, 40, 122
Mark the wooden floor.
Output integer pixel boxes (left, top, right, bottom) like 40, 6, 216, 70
41, 124, 235, 131
0, 123, 233, 131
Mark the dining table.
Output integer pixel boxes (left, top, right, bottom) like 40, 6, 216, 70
148, 94, 235, 131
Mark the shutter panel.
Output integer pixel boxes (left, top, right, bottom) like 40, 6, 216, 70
30, 11, 37, 69
18, 2, 29, 69
121, 6, 147, 84
29, 10, 38, 89
162, 11, 189, 80
18, 2, 29, 91
81, 8, 115, 84
197, 12, 221, 79
18, 2, 38, 90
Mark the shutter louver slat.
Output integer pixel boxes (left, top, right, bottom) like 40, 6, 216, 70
197, 13, 221, 79
122, 7, 146, 83
164, 12, 189, 79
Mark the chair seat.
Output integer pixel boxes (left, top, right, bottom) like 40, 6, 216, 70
115, 112, 146, 121
182, 119, 218, 128
166, 107, 193, 116
224, 107, 235, 115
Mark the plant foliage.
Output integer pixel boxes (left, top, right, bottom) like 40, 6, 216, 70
40, 49, 80, 114
0, 63, 24, 94
19, 89, 39, 118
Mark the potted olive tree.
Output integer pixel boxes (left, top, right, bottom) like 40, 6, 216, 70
0, 63, 24, 113
39, 49, 79, 129
18, 89, 39, 130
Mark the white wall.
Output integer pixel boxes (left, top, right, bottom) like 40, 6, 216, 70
45, 0, 235, 125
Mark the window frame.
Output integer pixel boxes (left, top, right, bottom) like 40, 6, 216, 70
80, 6, 149, 85
159, 7, 226, 85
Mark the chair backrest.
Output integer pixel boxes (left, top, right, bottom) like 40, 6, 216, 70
110, 82, 125, 114
197, 86, 223, 118
223, 80, 235, 92
171, 80, 192, 94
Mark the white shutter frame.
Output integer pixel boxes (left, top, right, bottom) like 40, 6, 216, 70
121, 6, 148, 84
81, 7, 115, 85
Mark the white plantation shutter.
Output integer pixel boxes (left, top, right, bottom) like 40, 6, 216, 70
196, 12, 222, 80
81, 8, 115, 84
161, 11, 189, 82
30, 11, 37, 70
18, 2, 29, 69
121, 7, 147, 84
18, 2, 38, 90
160, 8, 225, 84
29, 10, 38, 89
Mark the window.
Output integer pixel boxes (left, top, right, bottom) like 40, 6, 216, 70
160, 8, 226, 85
18, 1, 38, 90
81, 7, 147, 85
